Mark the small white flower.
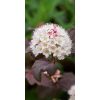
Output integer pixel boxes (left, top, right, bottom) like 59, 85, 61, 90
30, 23, 72, 60
69, 95, 75, 100
68, 85, 75, 95
36, 44, 42, 53
68, 85, 75, 100
42, 48, 51, 58
49, 45, 57, 53
53, 47, 61, 57
58, 55, 65, 60
32, 48, 39, 57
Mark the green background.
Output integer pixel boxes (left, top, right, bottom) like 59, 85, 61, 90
25, 0, 75, 39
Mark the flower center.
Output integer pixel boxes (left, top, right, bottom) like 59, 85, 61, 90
48, 24, 58, 38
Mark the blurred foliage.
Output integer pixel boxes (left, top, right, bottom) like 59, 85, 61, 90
25, 0, 75, 39
25, 86, 38, 100
25, 0, 75, 100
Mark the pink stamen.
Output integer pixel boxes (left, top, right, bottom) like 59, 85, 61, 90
48, 24, 58, 38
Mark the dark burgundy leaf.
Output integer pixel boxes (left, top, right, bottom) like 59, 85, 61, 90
25, 39, 31, 53
39, 72, 75, 91
40, 73, 55, 88
25, 39, 35, 69
37, 86, 61, 100
26, 69, 75, 93
58, 73, 75, 91
25, 46, 31, 53
25, 39, 30, 49
68, 28, 75, 54
25, 52, 35, 69
32, 60, 49, 81
32, 59, 58, 81
25, 69, 55, 88
25, 69, 36, 85
45, 63, 58, 76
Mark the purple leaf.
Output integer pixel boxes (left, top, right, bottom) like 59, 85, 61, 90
32, 59, 49, 81
25, 52, 35, 69
58, 73, 75, 91
25, 39, 30, 49
26, 69, 75, 92
45, 63, 58, 76
25, 46, 31, 53
25, 69, 54, 87
40, 73, 55, 88
25, 69, 36, 85
68, 28, 75, 54
32, 59, 58, 81
25, 39, 31, 53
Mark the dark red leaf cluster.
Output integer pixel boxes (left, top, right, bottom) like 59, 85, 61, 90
26, 59, 75, 91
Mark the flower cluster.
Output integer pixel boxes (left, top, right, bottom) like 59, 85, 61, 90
68, 85, 75, 100
30, 23, 72, 60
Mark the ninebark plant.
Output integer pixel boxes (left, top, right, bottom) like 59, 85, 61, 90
25, 24, 75, 100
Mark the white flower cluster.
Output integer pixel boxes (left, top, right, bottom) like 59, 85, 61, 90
30, 23, 72, 60
68, 85, 75, 100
